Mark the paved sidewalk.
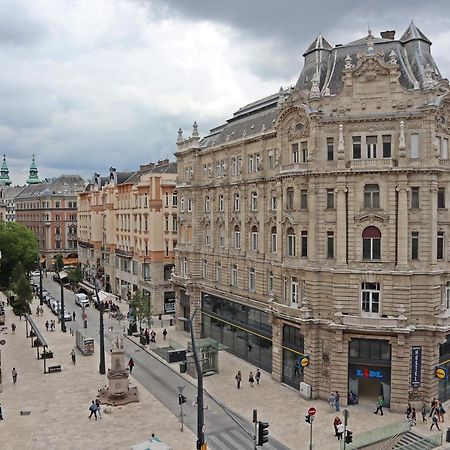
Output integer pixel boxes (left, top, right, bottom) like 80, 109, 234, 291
134, 324, 448, 449
0, 292, 194, 450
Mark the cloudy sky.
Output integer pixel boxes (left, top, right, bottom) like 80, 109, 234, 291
2, 0, 450, 184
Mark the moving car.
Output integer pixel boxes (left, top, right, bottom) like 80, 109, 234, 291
74, 293, 89, 308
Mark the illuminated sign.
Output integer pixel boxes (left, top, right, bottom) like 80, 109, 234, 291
411, 347, 422, 388
355, 368, 384, 379
435, 367, 447, 379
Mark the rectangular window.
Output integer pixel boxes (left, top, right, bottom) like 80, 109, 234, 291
248, 154, 255, 173
366, 135, 377, 159
382, 135, 391, 158
268, 150, 275, 169
291, 277, 299, 304
300, 189, 308, 210
172, 192, 178, 206
234, 230, 241, 249
234, 193, 240, 212
248, 268, 256, 291
231, 264, 238, 287
202, 260, 207, 279
251, 231, 259, 251
411, 187, 420, 209
411, 133, 420, 159
216, 161, 221, 178
326, 189, 334, 209
327, 231, 334, 258
301, 231, 308, 257
327, 137, 334, 161
438, 188, 446, 209
442, 138, 449, 160
353, 136, 361, 159
271, 231, 277, 253
219, 195, 224, 212
204, 196, 210, 212
251, 192, 258, 211
291, 143, 299, 163
255, 153, 261, 171
301, 141, 308, 162
187, 198, 192, 212
271, 195, 277, 211
268, 271, 273, 294
216, 263, 222, 283
364, 184, 380, 209
438, 231, 444, 260
286, 188, 294, 210
361, 282, 380, 315
231, 157, 237, 176
411, 231, 419, 260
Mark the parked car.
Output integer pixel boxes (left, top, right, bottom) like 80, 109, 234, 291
31, 270, 41, 277
75, 293, 89, 308
62, 310, 72, 321
50, 299, 60, 315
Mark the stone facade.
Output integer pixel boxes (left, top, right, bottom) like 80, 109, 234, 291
77, 161, 178, 314
173, 25, 450, 411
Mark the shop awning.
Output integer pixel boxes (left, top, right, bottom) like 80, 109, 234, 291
78, 281, 95, 294
96, 290, 117, 304
63, 257, 78, 266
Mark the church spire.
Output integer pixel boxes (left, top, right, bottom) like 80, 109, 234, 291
26, 154, 41, 184
0, 154, 12, 186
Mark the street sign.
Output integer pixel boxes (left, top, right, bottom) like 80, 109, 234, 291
308, 407, 316, 416
301, 356, 310, 368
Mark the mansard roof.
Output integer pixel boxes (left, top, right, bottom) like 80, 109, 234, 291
400, 21, 431, 44
303, 34, 333, 56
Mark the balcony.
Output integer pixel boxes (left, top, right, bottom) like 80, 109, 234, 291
349, 159, 395, 170
338, 314, 408, 330
115, 248, 133, 258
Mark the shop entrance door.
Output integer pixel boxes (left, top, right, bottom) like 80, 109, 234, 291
358, 378, 381, 405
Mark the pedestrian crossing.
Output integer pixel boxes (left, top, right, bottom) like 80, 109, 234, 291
206, 428, 289, 450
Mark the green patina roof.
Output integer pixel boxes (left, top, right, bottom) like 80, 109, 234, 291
0, 154, 12, 186
26, 154, 41, 184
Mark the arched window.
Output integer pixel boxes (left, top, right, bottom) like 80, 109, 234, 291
362, 226, 381, 260
271, 226, 277, 253
287, 227, 296, 257
234, 225, 241, 249
251, 225, 259, 251
204, 195, 210, 212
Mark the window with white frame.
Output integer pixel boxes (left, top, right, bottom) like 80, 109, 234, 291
438, 231, 445, 260
268, 150, 275, 169
231, 157, 237, 176
216, 262, 222, 283
362, 226, 381, 260
172, 192, 178, 206
231, 264, 238, 287
234, 193, 240, 211
411, 133, 420, 159
237, 157, 242, 174
219, 195, 224, 212
366, 136, 377, 159
251, 225, 259, 251
364, 184, 380, 209
248, 154, 255, 173
187, 198, 192, 212
271, 226, 277, 253
202, 259, 208, 279
291, 277, 299, 304
291, 143, 299, 163
234, 225, 241, 249
268, 271, 274, 294
216, 161, 221, 178
441, 137, 449, 160
444, 281, 450, 309
301, 142, 308, 162
287, 227, 296, 256
251, 191, 258, 211
182, 258, 188, 277
204, 196, 210, 212
248, 267, 256, 291
172, 216, 178, 232
271, 194, 277, 211
180, 197, 185, 212
361, 282, 380, 315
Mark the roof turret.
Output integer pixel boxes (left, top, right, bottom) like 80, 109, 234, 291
0, 154, 12, 186
400, 21, 431, 44
26, 154, 41, 184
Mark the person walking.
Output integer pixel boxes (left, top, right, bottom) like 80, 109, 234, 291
72, 311, 76, 321
255, 369, 261, 385
430, 398, 438, 417
411, 408, 417, 426
235, 371, 242, 389
374, 395, 384, 415
438, 401, 446, 422
151, 330, 156, 343
421, 403, 428, 423
406, 402, 412, 419
45, 320, 49, 332
336, 422, 344, 440
71, 349, 76, 365
11, 323, 16, 334
333, 416, 342, 437
95, 398, 102, 419
335, 391, 340, 412
88, 400, 98, 420
163, 328, 168, 341
11, 368, 17, 384
128, 358, 135, 373
328, 393, 336, 413
430, 411, 441, 431
249, 371, 255, 388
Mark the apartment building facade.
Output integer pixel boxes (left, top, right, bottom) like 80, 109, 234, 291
77, 161, 178, 314
173, 24, 450, 410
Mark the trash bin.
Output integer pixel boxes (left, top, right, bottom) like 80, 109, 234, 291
446, 427, 450, 442
179, 361, 187, 373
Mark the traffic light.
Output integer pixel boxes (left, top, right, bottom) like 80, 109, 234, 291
178, 394, 186, 405
345, 430, 353, 444
256, 421, 269, 446
305, 415, 311, 423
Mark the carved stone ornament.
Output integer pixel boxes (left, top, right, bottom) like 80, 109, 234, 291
388, 50, 398, 65
344, 54, 354, 70
353, 54, 390, 81
275, 105, 310, 139
435, 99, 450, 134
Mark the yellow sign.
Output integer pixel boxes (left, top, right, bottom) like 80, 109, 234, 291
200, 445, 208, 450
301, 357, 310, 368
436, 368, 446, 379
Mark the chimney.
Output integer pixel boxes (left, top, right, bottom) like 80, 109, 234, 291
380, 30, 395, 40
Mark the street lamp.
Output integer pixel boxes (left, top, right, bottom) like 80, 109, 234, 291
179, 308, 205, 450
55, 260, 66, 333
37, 254, 43, 306
94, 274, 105, 375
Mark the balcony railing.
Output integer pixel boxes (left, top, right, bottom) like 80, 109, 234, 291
349, 158, 395, 170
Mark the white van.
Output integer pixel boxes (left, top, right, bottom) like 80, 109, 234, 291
75, 293, 89, 307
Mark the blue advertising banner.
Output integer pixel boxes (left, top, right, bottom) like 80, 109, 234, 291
411, 346, 422, 388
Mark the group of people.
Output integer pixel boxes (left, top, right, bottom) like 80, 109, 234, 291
88, 398, 102, 420
35, 306, 44, 316
333, 416, 344, 440
44, 320, 56, 331
427, 398, 446, 430
328, 391, 341, 412
235, 369, 261, 389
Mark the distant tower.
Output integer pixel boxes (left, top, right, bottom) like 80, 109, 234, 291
0, 154, 12, 186
26, 154, 41, 184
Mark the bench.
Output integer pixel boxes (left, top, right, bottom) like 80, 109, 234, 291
47, 365, 61, 373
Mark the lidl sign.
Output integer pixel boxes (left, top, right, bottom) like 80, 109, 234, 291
355, 368, 384, 379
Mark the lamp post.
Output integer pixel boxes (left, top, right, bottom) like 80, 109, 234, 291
56, 260, 66, 332
179, 308, 205, 450
94, 275, 105, 375
38, 256, 43, 306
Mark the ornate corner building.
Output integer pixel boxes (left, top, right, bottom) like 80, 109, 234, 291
172, 23, 450, 410
77, 161, 178, 314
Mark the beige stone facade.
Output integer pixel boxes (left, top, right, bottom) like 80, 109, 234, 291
77, 161, 178, 314
173, 25, 450, 410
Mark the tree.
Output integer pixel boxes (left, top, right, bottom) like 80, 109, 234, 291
67, 266, 83, 290
53, 254, 64, 272
0, 222, 38, 289
10, 262, 25, 288
13, 273, 33, 316
129, 290, 153, 331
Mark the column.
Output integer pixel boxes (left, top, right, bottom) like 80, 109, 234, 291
307, 182, 317, 262
396, 186, 408, 268
336, 185, 347, 266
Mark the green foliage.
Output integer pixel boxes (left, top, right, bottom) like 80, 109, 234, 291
53, 254, 64, 272
10, 262, 25, 287
130, 290, 153, 330
67, 266, 83, 288
0, 222, 38, 289
13, 273, 32, 316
